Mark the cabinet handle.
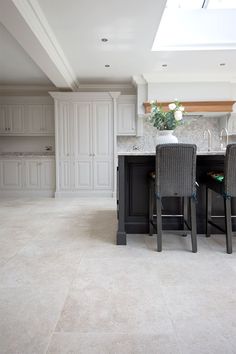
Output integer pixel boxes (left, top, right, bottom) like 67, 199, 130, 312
66, 153, 69, 156
5, 128, 7, 131
8, 128, 10, 131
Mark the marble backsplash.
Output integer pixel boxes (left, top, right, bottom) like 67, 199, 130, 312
117, 116, 223, 152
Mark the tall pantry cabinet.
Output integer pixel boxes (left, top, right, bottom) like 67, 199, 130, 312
50, 92, 119, 197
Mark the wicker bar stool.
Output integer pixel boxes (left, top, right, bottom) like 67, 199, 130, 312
206, 144, 236, 254
149, 144, 197, 252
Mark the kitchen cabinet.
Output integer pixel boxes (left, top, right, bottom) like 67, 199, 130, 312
41, 159, 56, 190
25, 160, 41, 189
54, 94, 114, 196
117, 96, 136, 136
0, 157, 55, 195
24, 104, 54, 135
1, 159, 23, 189
0, 105, 24, 134
0, 104, 54, 136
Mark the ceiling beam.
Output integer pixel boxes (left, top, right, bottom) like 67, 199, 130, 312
0, 0, 79, 90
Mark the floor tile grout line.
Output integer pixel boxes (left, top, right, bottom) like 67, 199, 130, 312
43, 254, 84, 354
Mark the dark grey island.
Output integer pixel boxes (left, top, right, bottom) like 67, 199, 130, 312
116, 151, 236, 245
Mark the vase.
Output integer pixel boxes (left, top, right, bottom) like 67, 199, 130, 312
155, 130, 178, 145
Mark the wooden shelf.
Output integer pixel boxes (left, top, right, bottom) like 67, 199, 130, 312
143, 101, 235, 114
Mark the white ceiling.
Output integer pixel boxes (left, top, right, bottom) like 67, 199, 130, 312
37, 0, 166, 84
0, 23, 52, 86
1, 0, 236, 88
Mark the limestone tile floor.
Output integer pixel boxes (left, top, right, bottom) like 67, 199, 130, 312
0, 198, 236, 353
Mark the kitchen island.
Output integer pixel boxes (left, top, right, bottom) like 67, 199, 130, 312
116, 151, 236, 245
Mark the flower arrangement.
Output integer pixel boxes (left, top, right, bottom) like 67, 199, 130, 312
149, 100, 185, 130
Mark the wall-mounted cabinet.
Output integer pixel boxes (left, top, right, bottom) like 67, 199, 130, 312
117, 95, 136, 136
0, 100, 54, 136
0, 105, 24, 134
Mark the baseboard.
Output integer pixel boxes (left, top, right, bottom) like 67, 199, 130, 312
54, 191, 114, 198
0, 190, 55, 197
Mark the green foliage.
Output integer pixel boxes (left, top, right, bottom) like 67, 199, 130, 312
149, 100, 185, 130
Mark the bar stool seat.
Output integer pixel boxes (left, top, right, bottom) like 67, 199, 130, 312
205, 144, 236, 254
149, 143, 197, 252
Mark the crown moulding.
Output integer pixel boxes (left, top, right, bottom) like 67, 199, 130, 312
143, 101, 236, 114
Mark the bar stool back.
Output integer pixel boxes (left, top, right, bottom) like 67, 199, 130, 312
149, 143, 197, 252
206, 144, 236, 254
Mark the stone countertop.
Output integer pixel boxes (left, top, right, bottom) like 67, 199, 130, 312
117, 150, 226, 156
0, 152, 55, 158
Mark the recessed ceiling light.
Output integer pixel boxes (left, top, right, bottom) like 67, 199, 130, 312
162, 64, 168, 67
101, 38, 108, 42
105, 64, 110, 68
220, 63, 226, 66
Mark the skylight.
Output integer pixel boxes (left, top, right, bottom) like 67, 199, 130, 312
207, 0, 236, 8
166, 0, 206, 9
152, 0, 236, 51
166, 0, 236, 8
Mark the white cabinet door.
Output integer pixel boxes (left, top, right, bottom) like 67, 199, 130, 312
93, 101, 113, 190
73, 102, 93, 190
41, 159, 55, 189
9, 105, 24, 133
117, 103, 136, 135
59, 160, 71, 190
43, 105, 54, 134
27, 105, 44, 133
24, 105, 54, 135
0, 105, 8, 133
25, 160, 41, 189
74, 159, 93, 190
57, 102, 73, 159
0, 105, 24, 134
1, 160, 22, 189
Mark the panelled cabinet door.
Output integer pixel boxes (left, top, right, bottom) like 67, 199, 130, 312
93, 159, 112, 190
41, 160, 55, 189
59, 160, 71, 190
93, 101, 113, 190
0, 105, 8, 133
0, 105, 24, 133
117, 103, 136, 135
43, 105, 54, 134
27, 105, 44, 133
74, 158, 93, 190
73, 102, 93, 189
9, 105, 24, 133
57, 102, 73, 159
25, 160, 41, 189
1, 160, 22, 189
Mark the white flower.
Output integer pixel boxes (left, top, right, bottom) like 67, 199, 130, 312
174, 110, 183, 121
179, 105, 185, 112
169, 103, 176, 110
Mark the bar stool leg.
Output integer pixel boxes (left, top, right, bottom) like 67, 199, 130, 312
182, 197, 188, 237
156, 197, 162, 252
206, 187, 212, 237
190, 197, 197, 253
224, 197, 233, 254
149, 180, 154, 236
